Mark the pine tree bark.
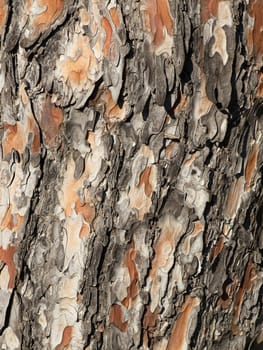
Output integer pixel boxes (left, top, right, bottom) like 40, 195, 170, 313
0, 0, 262, 349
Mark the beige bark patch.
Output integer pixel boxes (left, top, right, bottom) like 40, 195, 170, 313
56, 33, 102, 93
3, 113, 40, 156
109, 7, 121, 28
0, 265, 10, 290
193, 74, 213, 119
129, 165, 157, 220
149, 215, 183, 312
2, 327, 20, 350
38, 306, 47, 330
129, 145, 157, 220
101, 89, 127, 123
211, 25, 228, 65
218, 1, 233, 27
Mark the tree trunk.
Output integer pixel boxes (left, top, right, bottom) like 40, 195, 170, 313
0, 0, 262, 349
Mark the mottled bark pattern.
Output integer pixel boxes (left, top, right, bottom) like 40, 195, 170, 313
0, 1, 262, 349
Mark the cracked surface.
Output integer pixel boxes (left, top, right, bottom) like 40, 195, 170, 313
0, 1, 262, 349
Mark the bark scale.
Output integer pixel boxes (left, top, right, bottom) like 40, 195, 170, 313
0, 1, 262, 349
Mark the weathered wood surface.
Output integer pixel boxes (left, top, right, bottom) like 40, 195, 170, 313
0, 1, 262, 349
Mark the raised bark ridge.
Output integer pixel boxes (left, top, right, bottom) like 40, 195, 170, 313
0, 1, 262, 349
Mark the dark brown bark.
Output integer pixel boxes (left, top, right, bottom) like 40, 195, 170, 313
0, 0, 262, 349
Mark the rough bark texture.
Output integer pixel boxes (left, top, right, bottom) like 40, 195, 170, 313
0, 1, 263, 349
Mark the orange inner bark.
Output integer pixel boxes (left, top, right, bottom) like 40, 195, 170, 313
109, 7, 121, 28
122, 244, 139, 308
0, 0, 7, 32
40, 98, 63, 146
33, 0, 64, 32
101, 17, 113, 57
144, 0, 173, 46
55, 326, 72, 350
232, 262, 256, 334
138, 167, 152, 197
245, 143, 259, 191
0, 245, 16, 289
249, 0, 263, 63
167, 296, 199, 350
200, 0, 219, 23
110, 304, 128, 332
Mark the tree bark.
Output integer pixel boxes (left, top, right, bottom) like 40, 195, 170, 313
0, 0, 262, 349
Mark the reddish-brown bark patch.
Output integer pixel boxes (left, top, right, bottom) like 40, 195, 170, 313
247, 27, 254, 57
32, 0, 64, 33
149, 216, 183, 310
97, 322, 104, 332
57, 34, 100, 91
143, 0, 173, 46
174, 93, 190, 113
122, 243, 139, 308
245, 143, 259, 191
79, 224, 89, 238
109, 7, 121, 28
75, 200, 95, 224
165, 141, 178, 159
28, 115, 41, 153
0, 207, 23, 232
0, 206, 13, 230
63, 57, 88, 86
143, 306, 159, 329
167, 296, 199, 350
102, 90, 126, 120
0, 245, 16, 289
138, 167, 152, 197
143, 306, 159, 348
200, 0, 219, 23
55, 326, 72, 350
3, 123, 25, 155
192, 221, 204, 236
110, 304, 128, 332
101, 17, 113, 58
59, 156, 90, 217
183, 152, 197, 168
75, 199, 95, 238
3, 114, 40, 155
210, 236, 225, 262
232, 262, 257, 334
257, 71, 263, 96
40, 97, 63, 146
0, 0, 7, 32
249, 0, 263, 64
